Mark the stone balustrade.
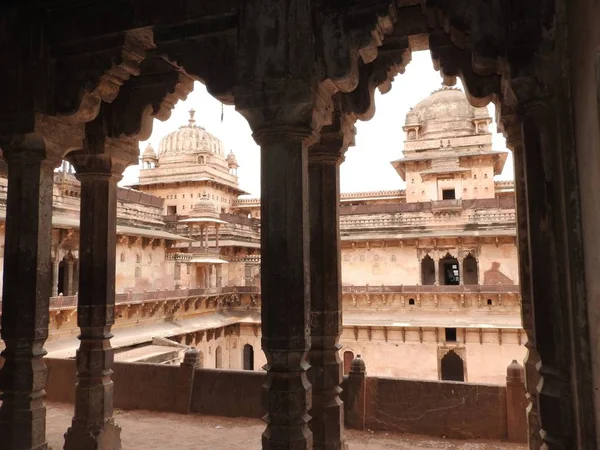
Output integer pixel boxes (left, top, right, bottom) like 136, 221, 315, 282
342, 284, 520, 294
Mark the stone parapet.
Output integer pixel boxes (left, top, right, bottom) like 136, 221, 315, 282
41, 356, 526, 442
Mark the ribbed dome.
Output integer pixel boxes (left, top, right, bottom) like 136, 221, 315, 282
406, 86, 489, 140
157, 109, 225, 164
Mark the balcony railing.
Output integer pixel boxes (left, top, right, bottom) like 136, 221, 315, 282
342, 284, 520, 294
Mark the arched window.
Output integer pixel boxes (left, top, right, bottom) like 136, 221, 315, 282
215, 346, 223, 369
243, 344, 254, 370
421, 255, 435, 285
441, 350, 465, 381
120, 253, 125, 263
198, 351, 204, 368
439, 253, 459, 285
343, 351, 354, 375
136, 253, 141, 264
408, 298, 415, 306
135, 267, 141, 278
463, 254, 478, 285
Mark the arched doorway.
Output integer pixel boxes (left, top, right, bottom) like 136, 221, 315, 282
440, 350, 465, 381
243, 344, 254, 370
463, 253, 478, 285
198, 351, 204, 368
421, 255, 435, 285
215, 346, 223, 369
439, 253, 459, 285
343, 351, 354, 375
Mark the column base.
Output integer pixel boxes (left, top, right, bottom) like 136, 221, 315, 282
63, 421, 121, 450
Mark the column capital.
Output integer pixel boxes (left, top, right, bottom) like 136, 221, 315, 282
252, 124, 314, 147
67, 152, 130, 181
0, 133, 47, 161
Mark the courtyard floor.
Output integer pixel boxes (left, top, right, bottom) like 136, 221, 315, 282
47, 402, 527, 450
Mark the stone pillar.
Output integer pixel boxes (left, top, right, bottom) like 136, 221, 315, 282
215, 224, 220, 247
199, 226, 205, 249
506, 360, 528, 443
73, 259, 80, 295
458, 257, 464, 286
344, 356, 366, 431
175, 348, 200, 414
0, 136, 54, 450
64, 151, 128, 450
308, 137, 346, 449
519, 105, 596, 447
66, 258, 75, 296
509, 129, 543, 448
254, 126, 312, 449
434, 257, 440, 286
51, 254, 60, 298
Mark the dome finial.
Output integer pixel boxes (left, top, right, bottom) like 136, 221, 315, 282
188, 108, 196, 126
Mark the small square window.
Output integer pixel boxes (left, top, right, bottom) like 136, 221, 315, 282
445, 328, 457, 342
442, 189, 456, 200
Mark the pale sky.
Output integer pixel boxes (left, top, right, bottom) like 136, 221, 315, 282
123, 51, 512, 197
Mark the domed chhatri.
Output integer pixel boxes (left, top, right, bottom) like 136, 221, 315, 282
142, 143, 157, 158
403, 86, 490, 141
392, 84, 506, 204
157, 109, 226, 165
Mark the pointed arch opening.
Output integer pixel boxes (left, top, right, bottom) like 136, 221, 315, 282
243, 344, 254, 371
441, 350, 465, 382
421, 254, 435, 285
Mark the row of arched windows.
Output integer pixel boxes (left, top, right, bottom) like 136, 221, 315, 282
421, 253, 478, 285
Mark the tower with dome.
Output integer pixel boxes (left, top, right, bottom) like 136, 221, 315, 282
133, 108, 247, 216
392, 86, 508, 204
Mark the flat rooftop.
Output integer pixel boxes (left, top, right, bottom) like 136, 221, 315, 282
46, 402, 526, 450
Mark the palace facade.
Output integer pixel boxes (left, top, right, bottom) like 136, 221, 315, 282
0, 87, 524, 386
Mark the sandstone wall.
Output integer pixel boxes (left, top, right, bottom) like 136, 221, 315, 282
364, 376, 508, 439
341, 246, 419, 285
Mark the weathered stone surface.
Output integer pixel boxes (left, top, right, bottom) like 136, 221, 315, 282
0, 136, 54, 450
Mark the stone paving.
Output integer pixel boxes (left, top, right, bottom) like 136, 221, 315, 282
46, 402, 527, 450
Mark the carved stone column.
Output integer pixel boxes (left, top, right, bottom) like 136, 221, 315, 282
506, 121, 543, 448
0, 135, 54, 450
458, 257, 464, 286
520, 102, 596, 448
52, 252, 60, 298
254, 126, 313, 449
434, 257, 440, 286
66, 257, 75, 296
307, 108, 354, 450
73, 259, 80, 295
64, 148, 129, 450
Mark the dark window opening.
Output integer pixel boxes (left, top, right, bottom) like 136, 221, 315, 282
445, 328, 457, 342
487, 299, 493, 306
408, 298, 415, 306
167, 205, 177, 215
243, 344, 254, 370
441, 350, 465, 382
442, 189, 456, 200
